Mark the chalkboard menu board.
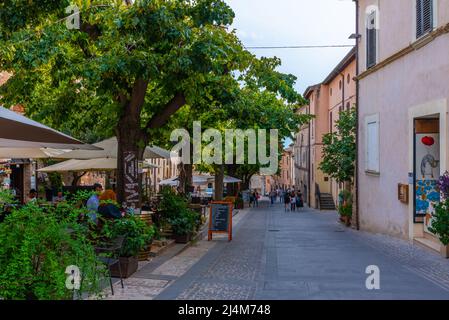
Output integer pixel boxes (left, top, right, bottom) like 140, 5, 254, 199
211, 203, 230, 231
208, 201, 233, 241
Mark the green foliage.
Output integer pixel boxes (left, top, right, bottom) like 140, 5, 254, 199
157, 188, 196, 236
0, 202, 106, 300
0, 0, 246, 142
319, 107, 356, 183
338, 190, 353, 205
157, 187, 190, 220
428, 199, 449, 246
102, 215, 155, 257
338, 204, 353, 218
0, 188, 16, 206
168, 210, 196, 236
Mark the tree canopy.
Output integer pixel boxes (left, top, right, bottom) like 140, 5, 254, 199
0, 0, 312, 201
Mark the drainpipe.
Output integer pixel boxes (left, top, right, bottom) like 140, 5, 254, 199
354, 0, 360, 230
308, 104, 311, 206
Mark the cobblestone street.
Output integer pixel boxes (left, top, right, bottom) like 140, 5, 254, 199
107, 199, 449, 300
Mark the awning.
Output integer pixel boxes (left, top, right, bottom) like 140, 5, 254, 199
0, 107, 100, 150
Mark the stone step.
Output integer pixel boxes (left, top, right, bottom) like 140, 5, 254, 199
413, 237, 441, 254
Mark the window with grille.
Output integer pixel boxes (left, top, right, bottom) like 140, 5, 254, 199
366, 11, 377, 69
416, 0, 434, 38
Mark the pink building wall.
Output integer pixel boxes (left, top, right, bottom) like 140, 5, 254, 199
357, 0, 449, 240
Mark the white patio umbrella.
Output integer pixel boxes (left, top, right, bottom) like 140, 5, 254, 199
223, 176, 242, 183
159, 175, 212, 186
0, 107, 100, 150
58, 137, 171, 160
0, 145, 70, 159
38, 158, 159, 173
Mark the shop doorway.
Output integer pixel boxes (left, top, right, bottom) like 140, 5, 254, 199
413, 117, 440, 234
10, 164, 24, 204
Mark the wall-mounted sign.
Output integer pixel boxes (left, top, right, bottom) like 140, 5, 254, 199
398, 184, 409, 204
208, 201, 233, 241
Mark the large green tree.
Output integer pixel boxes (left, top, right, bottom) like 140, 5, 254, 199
0, 0, 249, 204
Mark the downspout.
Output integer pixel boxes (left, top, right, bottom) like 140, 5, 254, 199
354, 0, 360, 230
308, 104, 311, 206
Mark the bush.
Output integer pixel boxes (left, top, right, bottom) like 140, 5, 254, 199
338, 204, 353, 218
0, 203, 107, 300
168, 210, 196, 236
102, 215, 156, 257
157, 188, 197, 236
428, 199, 449, 246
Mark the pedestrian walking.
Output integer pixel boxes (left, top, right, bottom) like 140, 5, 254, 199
254, 191, 259, 207
284, 191, 290, 212
270, 190, 276, 206
249, 192, 254, 208
296, 191, 303, 211
290, 191, 296, 212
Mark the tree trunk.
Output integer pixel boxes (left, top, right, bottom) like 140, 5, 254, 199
226, 164, 238, 196
178, 162, 193, 195
177, 141, 193, 195
116, 120, 145, 208
71, 172, 87, 187
214, 164, 224, 201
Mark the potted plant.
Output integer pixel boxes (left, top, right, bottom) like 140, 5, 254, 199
428, 199, 449, 249
169, 209, 196, 243
338, 204, 352, 226
337, 190, 353, 226
104, 215, 155, 277
427, 172, 449, 258
157, 188, 197, 243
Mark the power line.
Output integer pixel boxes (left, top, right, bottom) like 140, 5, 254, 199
245, 44, 354, 49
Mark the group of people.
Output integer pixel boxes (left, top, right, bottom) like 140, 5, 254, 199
86, 183, 124, 224
282, 190, 303, 212
249, 191, 260, 208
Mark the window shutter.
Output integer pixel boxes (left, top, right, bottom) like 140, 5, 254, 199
367, 121, 379, 172
416, 0, 433, 38
366, 12, 377, 68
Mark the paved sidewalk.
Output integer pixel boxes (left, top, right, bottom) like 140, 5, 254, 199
103, 205, 251, 300
156, 202, 449, 300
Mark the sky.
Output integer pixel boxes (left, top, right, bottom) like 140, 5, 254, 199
225, 0, 356, 94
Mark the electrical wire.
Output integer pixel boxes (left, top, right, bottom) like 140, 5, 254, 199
246, 44, 354, 49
